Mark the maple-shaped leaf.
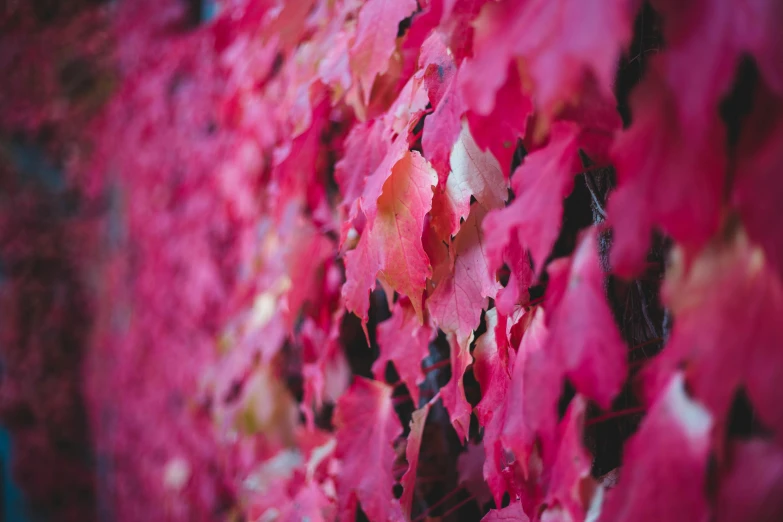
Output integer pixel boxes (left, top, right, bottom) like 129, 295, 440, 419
334, 377, 405, 522
608, 65, 726, 277
430, 121, 508, 239
483, 122, 581, 276
716, 439, 783, 522
374, 152, 438, 320
428, 203, 500, 346
599, 373, 712, 522
373, 297, 435, 406
481, 502, 529, 521
463, 63, 532, 177
642, 222, 783, 438
400, 397, 435, 517
343, 150, 437, 326
350, 0, 418, 104
335, 120, 390, 212
359, 134, 411, 222
461, 0, 634, 116
652, 0, 783, 136
544, 228, 627, 410
732, 86, 783, 281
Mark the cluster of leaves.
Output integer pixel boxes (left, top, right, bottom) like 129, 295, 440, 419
2, 0, 783, 521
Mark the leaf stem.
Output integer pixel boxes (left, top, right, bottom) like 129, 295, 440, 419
629, 337, 662, 352
585, 406, 646, 427
411, 487, 465, 522
422, 358, 450, 375
436, 494, 476, 519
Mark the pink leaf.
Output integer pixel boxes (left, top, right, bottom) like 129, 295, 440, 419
652, 0, 783, 134
608, 66, 725, 277
335, 120, 391, 211
642, 224, 783, 438
502, 307, 549, 475
343, 150, 437, 326
430, 121, 508, 239
474, 308, 514, 505
481, 502, 529, 522
463, 63, 532, 176
428, 204, 500, 346
483, 122, 581, 276
545, 228, 627, 410
350, 0, 418, 103
373, 297, 435, 405
462, 0, 634, 115
421, 44, 465, 184
716, 439, 783, 522
542, 396, 593, 522
440, 332, 473, 442
599, 373, 712, 522
334, 377, 405, 522
732, 86, 783, 281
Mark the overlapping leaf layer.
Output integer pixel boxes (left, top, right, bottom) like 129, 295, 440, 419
1, 0, 782, 521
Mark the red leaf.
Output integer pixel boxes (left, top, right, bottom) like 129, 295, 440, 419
495, 234, 534, 317
334, 377, 405, 522
501, 307, 549, 477
545, 228, 627, 410
474, 308, 514, 505
421, 53, 465, 184
418, 32, 457, 109
652, 0, 783, 134
732, 87, 783, 281
400, 398, 435, 516
716, 439, 783, 522
541, 396, 593, 522
483, 122, 580, 276
428, 204, 500, 346
608, 66, 726, 277
343, 150, 437, 326
462, 0, 634, 115
642, 224, 783, 438
373, 297, 435, 406
335, 120, 390, 211
350, 0, 418, 103
481, 502, 529, 522
463, 63, 533, 176
430, 121, 508, 240
279, 482, 334, 522
599, 373, 712, 522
